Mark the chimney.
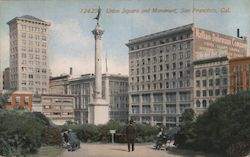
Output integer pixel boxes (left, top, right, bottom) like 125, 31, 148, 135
237, 28, 240, 38
69, 67, 73, 75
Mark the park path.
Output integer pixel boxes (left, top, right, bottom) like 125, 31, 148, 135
61, 143, 224, 157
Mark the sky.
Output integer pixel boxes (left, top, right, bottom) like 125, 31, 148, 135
0, 0, 249, 76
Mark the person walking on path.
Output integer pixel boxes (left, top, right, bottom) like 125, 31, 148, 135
126, 119, 136, 152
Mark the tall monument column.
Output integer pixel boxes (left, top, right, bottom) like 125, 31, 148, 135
88, 7, 109, 125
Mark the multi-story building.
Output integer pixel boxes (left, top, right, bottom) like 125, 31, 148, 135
193, 56, 229, 114
229, 56, 250, 94
7, 15, 51, 94
69, 73, 129, 124
0, 58, 2, 92
6, 91, 33, 111
32, 93, 75, 125
126, 24, 247, 126
40, 94, 75, 125
49, 75, 70, 95
3, 67, 11, 90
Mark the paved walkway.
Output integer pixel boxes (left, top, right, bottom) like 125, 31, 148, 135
61, 143, 223, 157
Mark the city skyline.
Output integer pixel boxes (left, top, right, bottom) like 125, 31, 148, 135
0, 0, 249, 77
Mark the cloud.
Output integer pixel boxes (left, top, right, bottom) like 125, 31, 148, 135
48, 19, 128, 76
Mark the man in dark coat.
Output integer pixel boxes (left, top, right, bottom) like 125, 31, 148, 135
126, 119, 136, 152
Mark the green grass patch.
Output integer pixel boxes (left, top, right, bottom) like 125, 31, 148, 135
28, 146, 64, 157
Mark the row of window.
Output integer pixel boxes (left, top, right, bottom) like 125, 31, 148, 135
130, 50, 191, 65
196, 89, 227, 97
195, 99, 211, 108
21, 24, 47, 33
195, 66, 228, 77
196, 78, 228, 87
130, 80, 191, 91
130, 61, 191, 75
129, 34, 191, 51
22, 40, 46, 48
15, 96, 30, 104
21, 80, 47, 86
131, 70, 191, 83
21, 53, 46, 59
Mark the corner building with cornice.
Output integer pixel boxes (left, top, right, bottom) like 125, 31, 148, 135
126, 24, 247, 127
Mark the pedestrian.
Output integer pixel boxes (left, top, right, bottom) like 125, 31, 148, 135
126, 119, 136, 152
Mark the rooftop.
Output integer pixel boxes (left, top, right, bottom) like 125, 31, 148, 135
127, 23, 194, 46
7, 15, 51, 26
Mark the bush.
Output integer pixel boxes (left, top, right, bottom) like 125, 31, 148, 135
0, 111, 44, 156
42, 127, 62, 146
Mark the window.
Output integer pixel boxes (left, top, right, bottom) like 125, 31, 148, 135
223, 78, 227, 85
202, 100, 207, 108
196, 90, 200, 97
202, 80, 207, 87
216, 79, 220, 86
222, 67, 227, 75
196, 100, 201, 107
179, 52, 183, 59
166, 64, 169, 70
179, 62, 183, 69
209, 68, 213, 76
202, 69, 207, 77
16, 96, 20, 104
222, 89, 227, 95
215, 68, 220, 75
166, 73, 169, 79
172, 63, 176, 69
179, 81, 183, 87
195, 70, 200, 77
196, 80, 200, 87
24, 96, 29, 105
179, 71, 183, 78
209, 79, 213, 86
215, 89, 220, 95
159, 65, 163, 71
209, 90, 213, 96
166, 82, 169, 88
172, 54, 176, 60
172, 72, 176, 79
22, 33, 26, 38
186, 51, 191, 58
202, 90, 207, 97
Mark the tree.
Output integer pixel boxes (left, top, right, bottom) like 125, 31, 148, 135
175, 93, 250, 157
0, 91, 12, 109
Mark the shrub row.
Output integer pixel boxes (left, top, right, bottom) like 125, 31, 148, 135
60, 120, 159, 143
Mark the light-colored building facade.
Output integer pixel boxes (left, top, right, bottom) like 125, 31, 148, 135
7, 15, 50, 94
0, 57, 2, 92
193, 56, 229, 114
3, 67, 11, 90
39, 94, 75, 125
49, 75, 70, 95
126, 24, 247, 126
69, 73, 129, 124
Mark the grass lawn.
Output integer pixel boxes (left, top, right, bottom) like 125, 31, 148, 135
28, 146, 64, 157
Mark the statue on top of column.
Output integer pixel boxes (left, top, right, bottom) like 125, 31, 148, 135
94, 7, 101, 25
